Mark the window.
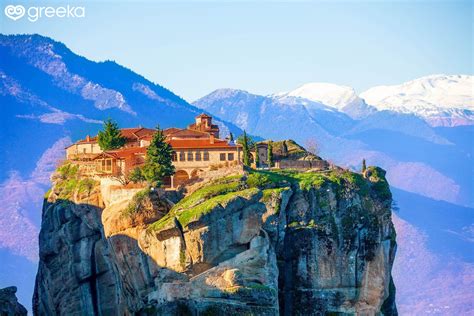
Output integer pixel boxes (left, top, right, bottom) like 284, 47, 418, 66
83, 148, 87, 154
188, 152, 194, 161
228, 153, 234, 161
203, 151, 210, 161
179, 152, 185, 161
195, 151, 202, 161
172, 151, 177, 162
106, 159, 112, 172
99, 159, 113, 173
220, 153, 226, 161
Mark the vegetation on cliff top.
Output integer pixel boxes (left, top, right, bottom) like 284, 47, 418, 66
148, 185, 260, 232
365, 166, 392, 200
147, 166, 390, 234
264, 139, 322, 161
122, 187, 152, 218
51, 163, 98, 200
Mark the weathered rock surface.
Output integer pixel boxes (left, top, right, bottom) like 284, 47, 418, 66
34, 165, 397, 315
0, 286, 27, 316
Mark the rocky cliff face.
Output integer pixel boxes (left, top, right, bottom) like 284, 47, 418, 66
33, 164, 397, 315
0, 286, 27, 316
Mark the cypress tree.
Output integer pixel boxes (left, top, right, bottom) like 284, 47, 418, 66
282, 141, 288, 155
229, 132, 234, 142
254, 144, 260, 168
267, 141, 274, 167
362, 159, 367, 173
141, 125, 175, 187
241, 131, 251, 167
97, 118, 126, 150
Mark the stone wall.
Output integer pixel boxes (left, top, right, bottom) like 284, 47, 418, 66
276, 159, 329, 170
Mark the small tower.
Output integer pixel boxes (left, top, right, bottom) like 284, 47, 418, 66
189, 113, 220, 138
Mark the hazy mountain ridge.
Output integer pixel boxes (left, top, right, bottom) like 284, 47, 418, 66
0, 34, 472, 314
195, 88, 472, 207
194, 83, 474, 315
0, 33, 246, 248
0, 34, 246, 310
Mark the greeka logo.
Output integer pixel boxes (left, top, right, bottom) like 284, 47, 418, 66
4, 4, 85, 22
4, 4, 25, 20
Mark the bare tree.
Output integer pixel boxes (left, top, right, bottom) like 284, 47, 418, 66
305, 138, 319, 156
112, 168, 141, 186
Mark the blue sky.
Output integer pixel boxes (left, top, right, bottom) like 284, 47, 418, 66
1, 0, 472, 101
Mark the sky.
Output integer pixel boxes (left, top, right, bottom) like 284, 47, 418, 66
1, 0, 472, 102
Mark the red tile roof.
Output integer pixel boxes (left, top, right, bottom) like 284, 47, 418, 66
167, 129, 211, 139
74, 136, 97, 145
163, 128, 181, 136
196, 113, 212, 118
119, 127, 155, 140
73, 127, 156, 145
94, 146, 147, 159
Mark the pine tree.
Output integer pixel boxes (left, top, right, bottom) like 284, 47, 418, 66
129, 167, 145, 183
97, 118, 126, 150
254, 144, 260, 168
267, 141, 274, 167
241, 131, 251, 167
282, 141, 288, 155
362, 159, 367, 173
141, 125, 175, 187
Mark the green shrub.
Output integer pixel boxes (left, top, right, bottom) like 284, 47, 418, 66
129, 167, 145, 183
123, 188, 151, 218
57, 163, 78, 179
149, 188, 259, 232
366, 166, 392, 200
288, 221, 300, 228
177, 188, 259, 228
173, 176, 244, 211
77, 178, 96, 195
54, 163, 98, 200
44, 188, 52, 199
246, 173, 271, 188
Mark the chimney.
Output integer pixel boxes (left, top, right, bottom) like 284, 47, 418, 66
86, 135, 90, 142
210, 134, 215, 144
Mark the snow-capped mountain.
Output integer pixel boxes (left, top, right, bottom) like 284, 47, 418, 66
360, 75, 474, 127
275, 75, 474, 126
276, 82, 376, 119
193, 88, 342, 144
278, 82, 360, 109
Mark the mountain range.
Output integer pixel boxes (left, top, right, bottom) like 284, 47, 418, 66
194, 77, 474, 314
0, 34, 473, 314
275, 75, 474, 126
